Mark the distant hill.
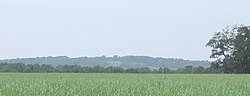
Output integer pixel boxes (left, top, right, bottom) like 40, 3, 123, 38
0, 56, 211, 69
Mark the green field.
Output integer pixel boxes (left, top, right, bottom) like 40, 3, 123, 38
0, 73, 249, 96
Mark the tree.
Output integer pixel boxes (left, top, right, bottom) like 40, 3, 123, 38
139, 67, 152, 73
232, 26, 250, 73
194, 66, 205, 73
40, 64, 54, 72
207, 25, 250, 73
105, 66, 124, 73
92, 65, 105, 73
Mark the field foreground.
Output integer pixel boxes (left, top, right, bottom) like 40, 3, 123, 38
0, 73, 249, 96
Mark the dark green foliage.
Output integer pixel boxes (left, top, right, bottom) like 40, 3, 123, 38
105, 66, 124, 73
0, 63, 212, 73
207, 25, 250, 73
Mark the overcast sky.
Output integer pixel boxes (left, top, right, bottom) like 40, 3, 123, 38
1, 0, 250, 60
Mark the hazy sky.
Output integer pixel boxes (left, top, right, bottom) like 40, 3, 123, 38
1, 0, 250, 60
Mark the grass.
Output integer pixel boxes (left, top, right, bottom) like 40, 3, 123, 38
0, 73, 249, 96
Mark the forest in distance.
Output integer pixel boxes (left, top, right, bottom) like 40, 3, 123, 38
0, 55, 214, 73
0, 63, 219, 73
0, 55, 210, 70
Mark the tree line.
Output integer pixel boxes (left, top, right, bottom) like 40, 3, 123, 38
0, 55, 210, 69
0, 63, 219, 73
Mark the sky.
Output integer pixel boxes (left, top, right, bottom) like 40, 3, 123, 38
1, 0, 250, 60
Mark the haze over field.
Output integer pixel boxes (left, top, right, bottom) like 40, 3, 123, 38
0, 56, 211, 69
1, 0, 250, 60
